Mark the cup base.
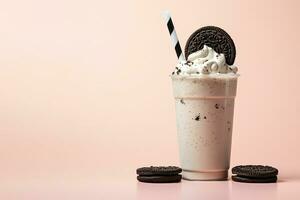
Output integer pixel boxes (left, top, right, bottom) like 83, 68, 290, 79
182, 170, 228, 181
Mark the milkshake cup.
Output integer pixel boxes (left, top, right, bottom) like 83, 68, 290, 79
172, 74, 238, 180
161, 12, 239, 180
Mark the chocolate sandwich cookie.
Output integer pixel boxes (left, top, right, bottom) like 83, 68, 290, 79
137, 175, 182, 183
232, 175, 277, 183
185, 26, 236, 65
232, 165, 278, 178
137, 166, 182, 176
136, 166, 182, 183
232, 165, 278, 183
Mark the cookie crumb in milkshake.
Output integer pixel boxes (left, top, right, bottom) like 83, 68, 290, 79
194, 115, 200, 121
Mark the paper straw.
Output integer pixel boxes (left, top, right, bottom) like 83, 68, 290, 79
162, 11, 186, 62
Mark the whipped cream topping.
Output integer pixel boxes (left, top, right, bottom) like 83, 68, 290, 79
172, 45, 238, 76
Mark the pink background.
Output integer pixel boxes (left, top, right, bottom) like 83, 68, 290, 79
1, 0, 300, 199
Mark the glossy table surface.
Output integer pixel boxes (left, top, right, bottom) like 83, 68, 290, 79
2, 174, 300, 200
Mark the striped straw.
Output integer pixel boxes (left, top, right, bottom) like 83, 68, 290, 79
162, 11, 186, 62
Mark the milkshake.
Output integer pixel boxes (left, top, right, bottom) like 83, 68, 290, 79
172, 45, 238, 180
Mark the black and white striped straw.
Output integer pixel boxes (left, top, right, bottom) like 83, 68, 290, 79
162, 11, 186, 62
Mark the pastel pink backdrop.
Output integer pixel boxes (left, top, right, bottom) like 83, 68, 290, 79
0, 0, 300, 199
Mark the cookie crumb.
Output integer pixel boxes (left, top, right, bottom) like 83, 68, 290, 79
194, 114, 200, 121
187, 61, 193, 66
215, 104, 219, 109
180, 99, 185, 105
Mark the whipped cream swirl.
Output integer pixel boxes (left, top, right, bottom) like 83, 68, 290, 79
172, 45, 238, 76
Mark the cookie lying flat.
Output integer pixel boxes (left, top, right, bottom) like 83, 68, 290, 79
136, 166, 182, 183
137, 175, 182, 183
137, 166, 182, 176
232, 165, 278, 178
232, 175, 277, 183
